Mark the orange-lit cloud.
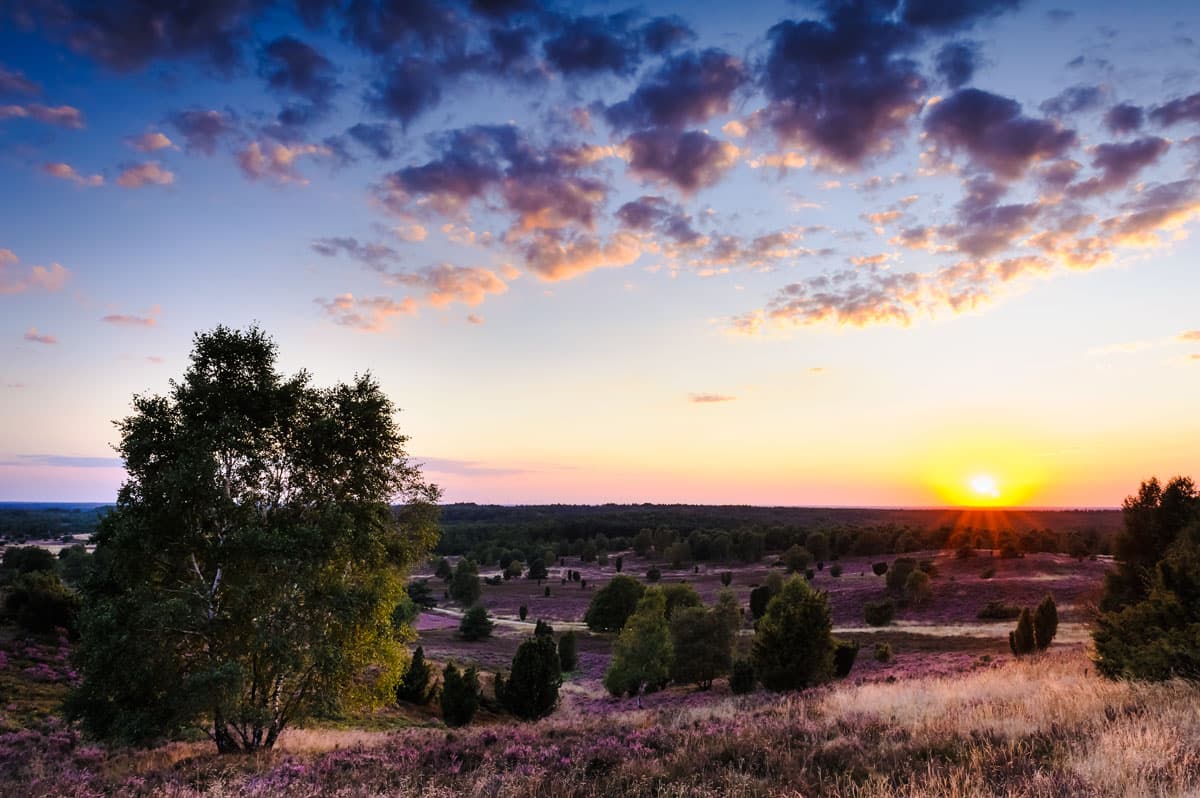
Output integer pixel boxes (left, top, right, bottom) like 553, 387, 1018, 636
314, 293, 416, 332
101, 306, 160, 327
116, 161, 175, 188
0, 103, 84, 128
23, 328, 57, 344
42, 162, 103, 187
689, 393, 736, 403
237, 139, 331, 184
126, 132, 174, 151
0, 250, 69, 295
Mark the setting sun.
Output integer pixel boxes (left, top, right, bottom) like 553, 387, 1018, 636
970, 474, 1001, 500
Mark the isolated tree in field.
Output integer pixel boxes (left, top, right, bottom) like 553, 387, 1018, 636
1033, 594, 1058, 650
1102, 476, 1199, 612
783, 544, 812, 574
527, 558, 548, 580
519, 604, 528, 621
905, 569, 932, 607
396, 646, 432, 705
500, 634, 562, 720
872, 561, 888, 577
887, 557, 918, 592
751, 576, 834, 691
1009, 607, 1035, 656
441, 662, 479, 727
864, 599, 895, 626
584, 574, 644, 632
604, 588, 673, 697
720, 571, 732, 586
615, 555, 624, 572
450, 559, 481, 606
434, 557, 453, 581
662, 582, 702, 619
534, 618, 554, 637
459, 605, 494, 641
805, 532, 830, 563
558, 630, 578, 671
66, 326, 440, 753
670, 605, 733, 689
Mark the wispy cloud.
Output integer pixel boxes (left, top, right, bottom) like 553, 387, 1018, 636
0, 250, 69, 296
1, 454, 122, 468
42, 162, 103, 187
102, 306, 160, 327
0, 103, 84, 128
689, 393, 736, 403
116, 161, 174, 188
417, 457, 536, 477
23, 328, 57, 345
314, 293, 416, 332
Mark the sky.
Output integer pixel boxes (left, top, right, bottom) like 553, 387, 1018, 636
1, 0, 1199, 508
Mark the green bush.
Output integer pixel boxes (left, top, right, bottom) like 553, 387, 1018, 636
669, 605, 733, 689
751, 576, 834, 692
584, 574, 645, 632
1034, 594, 1058, 650
977, 601, 1021, 620
604, 588, 672, 697
534, 619, 554, 637
832, 638, 859, 678
518, 604, 528, 621
904, 570, 931, 607
646, 567, 662, 583
500, 635, 561, 720
440, 663, 479, 727
830, 563, 843, 578
558, 630, 578, 671
1009, 607, 1035, 656
783, 544, 812, 574
4, 570, 79, 635
749, 585, 772, 620
886, 557, 917, 592
395, 646, 432, 705
662, 582, 702, 620
729, 658, 756, 694
874, 643, 892, 663
871, 562, 888, 576
450, 559, 481, 606
864, 599, 895, 626
459, 605, 494, 641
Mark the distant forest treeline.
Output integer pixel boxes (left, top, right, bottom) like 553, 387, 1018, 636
0, 503, 1123, 564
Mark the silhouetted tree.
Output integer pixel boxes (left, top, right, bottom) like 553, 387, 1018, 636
584, 574, 645, 632
751, 576, 834, 691
500, 634, 561, 720
440, 663, 479, 727
459, 605, 494, 641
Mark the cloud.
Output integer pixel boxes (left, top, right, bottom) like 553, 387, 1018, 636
0, 103, 84, 128
604, 48, 748, 130
22, 0, 260, 72
623, 128, 739, 192
347, 122, 395, 159
1103, 103, 1144, 135
900, 0, 1022, 31
387, 263, 508, 307
2, 454, 122, 469
466, 313, 484, 325
934, 41, 979, 90
116, 161, 175, 188
315, 293, 417, 332
1040, 84, 1108, 117
1066, 137, 1170, 199
367, 56, 445, 128
23, 328, 57, 345
1099, 179, 1200, 247
126, 131, 174, 151
101, 306, 159, 327
236, 139, 331, 184
0, 65, 39, 95
1179, 330, 1200, 342
1149, 92, 1200, 128
259, 36, 337, 108
689, 393, 735, 404
540, 12, 646, 77
924, 88, 1077, 180
0, 250, 69, 295
42, 162, 103, 187
615, 195, 703, 246
168, 109, 235, 154
311, 236, 401, 271
520, 230, 643, 281
417, 456, 534, 477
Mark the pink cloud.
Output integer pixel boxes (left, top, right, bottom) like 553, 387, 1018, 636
237, 139, 331, 185
0, 103, 84, 128
689, 393, 736, 403
126, 132, 174, 152
101, 306, 160, 327
0, 249, 69, 295
42, 162, 103, 187
23, 328, 57, 345
116, 161, 174, 188
315, 293, 417, 332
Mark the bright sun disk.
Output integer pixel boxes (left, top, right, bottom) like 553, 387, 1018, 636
969, 474, 1001, 499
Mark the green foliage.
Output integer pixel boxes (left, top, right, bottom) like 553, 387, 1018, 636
783, 544, 812, 574
2, 545, 57, 577
604, 588, 672, 697
558, 630, 578, 672
646, 567, 661, 583
864, 599, 895, 626
57, 544, 94, 586
504, 560, 523, 579
614, 555, 624, 572
729, 658, 755, 694
440, 663, 479, 727
1034, 594, 1058, 650
886, 557, 917, 592
500, 634, 561, 720
526, 558, 547, 580
1103, 476, 1199, 612
829, 563, 843, 578
751, 576, 834, 692
713, 588, 742, 635
395, 646, 432, 705
434, 557, 452, 581
662, 582, 702, 620
534, 619, 554, 637
872, 561, 888, 576
1009, 607, 1035, 656
749, 585, 772, 620
832, 638, 859, 678
518, 604, 528, 621
874, 642, 892, 663
667, 542, 689, 569
977, 601, 1021, 620
904, 569, 931, 607
4, 570, 80, 635
669, 605, 733, 689
459, 605, 494, 641
406, 579, 437, 609
65, 325, 440, 753
584, 574, 645, 632
720, 571, 732, 586
450, 560, 482, 606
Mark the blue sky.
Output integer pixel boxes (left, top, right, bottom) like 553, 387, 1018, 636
2, 0, 1199, 506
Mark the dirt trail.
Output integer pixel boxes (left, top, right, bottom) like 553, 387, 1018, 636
423, 606, 591, 632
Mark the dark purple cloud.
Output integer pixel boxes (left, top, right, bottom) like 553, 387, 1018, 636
1104, 103, 1144, 135
605, 48, 748, 131
900, 0, 1023, 31
167, 109, 236, 155
640, 15, 694, 54
541, 12, 642, 77
934, 41, 979, 89
367, 57, 444, 128
0, 64, 39, 95
1149, 92, 1200, 127
311, 236, 401, 271
347, 122, 395, 159
924, 88, 1076, 179
1039, 84, 1107, 117
623, 128, 738, 192
942, 177, 1041, 256
615, 195, 703, 245
259, 36, 337, 107
1068, 137, 1170, 199
342, 0, 465, 55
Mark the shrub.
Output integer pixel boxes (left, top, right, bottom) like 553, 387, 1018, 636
904, 570, 932, 607
872, 562, 888, 576
1009, 607, 1035, 656
544, 587, 551, 597
662, 582, 702, 620
751, 576, 834, 691
749, 585, 772, 620
730, 658, 755, 694
1034, 594, 1058, 650
919, 560, 939, 578
604, 588, 672, 697
519, 604, 528, 621
804, 568, 815, 580
720, 571, 733, 586
450, 560, 482, 606
977, 601, 1021, 620
406, 579, 437, 609
500, 635, 561, 720
440, 663, 479, 727
459, 605, 494, 641
886, 557, 917, 592
504, 560, 523, 580
584, 574, 645, 632
558, 630, 578, 672
598, 552, 609, 567
395, 646, 431, 705
980, 566, 996, 579
5, 570, 79, 635
669, 606, 733, 689
830, 563, 843, 578
614, 555, 623, 572
832, 638, 859, 678
2, 545, 58, 576
646, 567, 662, 583
874, 643, 892, 663
534, 619, 554, 637
434, 557, 452, 581
864, 599, 895, 626
526, 558, 548, 580
783, 544, 812, 574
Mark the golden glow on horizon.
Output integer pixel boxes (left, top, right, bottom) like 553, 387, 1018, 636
915, 427, 1050, 508
969, 473, 1001, 500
